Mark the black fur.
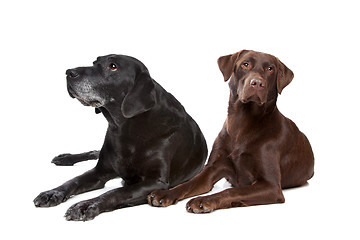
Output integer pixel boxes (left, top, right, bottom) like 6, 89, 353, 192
34, 55, 208, 221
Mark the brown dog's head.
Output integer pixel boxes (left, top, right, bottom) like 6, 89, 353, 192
218, 50, 293, 106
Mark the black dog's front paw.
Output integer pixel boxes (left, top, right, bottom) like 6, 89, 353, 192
34, 190, 68, 207
51, 153, 75, 166
65, 200, 101, 221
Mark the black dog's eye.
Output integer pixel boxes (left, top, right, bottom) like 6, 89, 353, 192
109, 63, 117, 71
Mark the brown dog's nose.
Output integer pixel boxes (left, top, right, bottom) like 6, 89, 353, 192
250, 79, 265, 89
66, 69, 79, 78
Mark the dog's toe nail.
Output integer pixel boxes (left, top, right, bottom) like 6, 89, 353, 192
152, 200, 159, 207
64, 214, 71, 221
193, 209, 201, 214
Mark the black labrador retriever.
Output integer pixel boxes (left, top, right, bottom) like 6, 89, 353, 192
34, 55, 208, 221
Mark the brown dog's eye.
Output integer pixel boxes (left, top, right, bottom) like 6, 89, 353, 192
109, 63, 117, 71
241, 62, 250, 69
267, 67, 274, 73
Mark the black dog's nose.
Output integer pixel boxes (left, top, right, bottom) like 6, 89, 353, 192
66, 69, 79, 78
250, 79, 265, 89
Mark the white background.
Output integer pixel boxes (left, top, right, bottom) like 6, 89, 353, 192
1, 0, 359, 239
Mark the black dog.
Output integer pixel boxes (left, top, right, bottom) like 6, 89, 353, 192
34, 55, 208, 221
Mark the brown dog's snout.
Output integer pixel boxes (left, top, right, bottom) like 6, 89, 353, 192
240, 76, 268, 105
250, 78, 265, 89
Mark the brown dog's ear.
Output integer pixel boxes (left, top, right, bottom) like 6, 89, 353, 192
121, 72, 156, 118
276, 58, 294, 94
217, 50, 245, 82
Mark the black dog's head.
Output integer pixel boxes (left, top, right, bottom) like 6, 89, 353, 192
66, 54, 156, 118
217, 50, 294, 106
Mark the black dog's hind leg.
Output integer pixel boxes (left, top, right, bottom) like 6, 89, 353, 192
51, 150, 100, 166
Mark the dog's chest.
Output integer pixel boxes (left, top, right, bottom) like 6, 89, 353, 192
224, 116, 268, 186
102, 132, 139, 172
226, 114, 260, 146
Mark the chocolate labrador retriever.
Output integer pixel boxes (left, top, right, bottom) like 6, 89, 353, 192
148, 50, 314, 213
33, 54, 208, 220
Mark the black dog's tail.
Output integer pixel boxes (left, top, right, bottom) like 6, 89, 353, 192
51, 150, 100, 166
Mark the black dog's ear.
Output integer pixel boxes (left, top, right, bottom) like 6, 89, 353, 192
217, 50, 247, 82
95, 108, 101, 114
121, 72, 156, 118
275, 57, 294, 94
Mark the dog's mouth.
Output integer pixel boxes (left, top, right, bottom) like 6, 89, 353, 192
239, 85, 267, 106
67, 85, 77, 99
240, 95, 266, 106
77, 98, 103, 107
67, 85, 103, 108
75, 96, 103, 108
68, 88, 76, 99
239, 89, 268, 106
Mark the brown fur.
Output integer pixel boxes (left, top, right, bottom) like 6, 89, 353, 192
148, 50, 314, 213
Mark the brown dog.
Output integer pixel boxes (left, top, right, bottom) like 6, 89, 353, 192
147, 50, 314, 213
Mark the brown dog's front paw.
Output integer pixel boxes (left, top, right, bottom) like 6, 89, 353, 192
147, 190, 178, 207
186, 197, 215, 214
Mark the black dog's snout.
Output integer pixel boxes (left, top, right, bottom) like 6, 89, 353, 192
66, 69, 79, 78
